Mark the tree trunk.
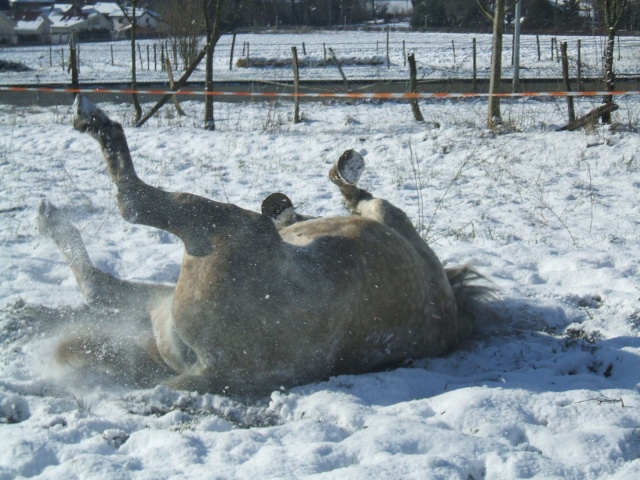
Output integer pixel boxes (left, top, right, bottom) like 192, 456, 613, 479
488, 0, 505, 128
130, 1, 142, 123
602, 27, 616, 124
203, 0, 224, 131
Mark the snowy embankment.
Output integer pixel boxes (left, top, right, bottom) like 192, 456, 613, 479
0, 93, 639, 478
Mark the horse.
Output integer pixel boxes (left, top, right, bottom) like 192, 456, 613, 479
38, 96, 493, 398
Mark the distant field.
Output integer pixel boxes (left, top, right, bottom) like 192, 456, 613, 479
1, 30, 640, 86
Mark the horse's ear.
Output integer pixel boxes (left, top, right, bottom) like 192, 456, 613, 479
262, 193, 293, 219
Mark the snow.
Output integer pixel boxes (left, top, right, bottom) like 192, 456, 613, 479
1, 31, 640, 479
2, 30, 640, 85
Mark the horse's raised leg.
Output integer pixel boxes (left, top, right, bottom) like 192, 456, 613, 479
72, 96, 239, 257
38, 200, 172, 310
329, 150, 425, 248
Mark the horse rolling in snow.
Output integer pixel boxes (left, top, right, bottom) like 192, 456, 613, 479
38, 96, 492, 398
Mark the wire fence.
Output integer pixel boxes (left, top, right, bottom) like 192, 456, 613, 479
2, 32, 640, 86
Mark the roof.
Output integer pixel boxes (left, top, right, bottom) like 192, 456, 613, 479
9, 11, 51, 32
85, 2, 120, 16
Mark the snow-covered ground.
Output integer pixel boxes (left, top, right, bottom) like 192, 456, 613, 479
2, 30, 640, 85
1, 31, 640, 479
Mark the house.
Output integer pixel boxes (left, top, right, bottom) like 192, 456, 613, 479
108, 6, 166, 39
48, 7, 113, 43
0, 10, 17, 44
8, 10, 51, 43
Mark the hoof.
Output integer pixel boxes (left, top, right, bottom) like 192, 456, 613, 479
37, 200, 64, 238
261, 193, 293, 220
330, 149, 365, 186
72, 95, 109, 132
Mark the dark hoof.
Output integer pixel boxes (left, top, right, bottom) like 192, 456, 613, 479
331, 149, 365, 186
261, 193, 293, 219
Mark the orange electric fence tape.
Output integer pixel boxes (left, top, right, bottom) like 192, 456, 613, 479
1, 86, 639, 99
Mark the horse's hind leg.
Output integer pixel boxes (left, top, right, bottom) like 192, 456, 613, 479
72, 96, 222, 257
38, 200, 172, 311
330, 150, 424, 246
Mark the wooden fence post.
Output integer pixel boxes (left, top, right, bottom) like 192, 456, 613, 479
407, 53, 424, 122
229, 32, 236, 70
292, 46, 301, 123
536, 35, 540, 61
472, 37, 477, 93
329, 47, 350, 91
386, 26, 390, 68
577, 39, 582, 91
165, 57, 186, 116
137, 43, 144, 70
561, 42, 575, 124
403, 40, 406, 66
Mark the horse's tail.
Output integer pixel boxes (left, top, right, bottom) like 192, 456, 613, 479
445, 264, 498, 340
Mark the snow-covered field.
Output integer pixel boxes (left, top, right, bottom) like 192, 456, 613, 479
1, 30, 640, 480
2, 30, 640, 85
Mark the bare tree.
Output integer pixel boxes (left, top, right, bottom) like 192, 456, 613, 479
159, 0, 203, 69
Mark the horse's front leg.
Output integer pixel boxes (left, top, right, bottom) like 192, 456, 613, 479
73, 96, 216, 256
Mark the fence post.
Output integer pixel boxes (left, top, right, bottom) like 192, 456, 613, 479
536, 35, 540, 61
323, 43, 327, 67
561, 42, 575, 124
577, 39, 582, 91
329, 47, 350, 91
386, 26, 390, 68
229, 32, 236, 70
137, 43, 144, 70
451, 39, 456, 64
165, 57, 186, 116
292, 46, 301, 124
403, 40, 406, 67
407, 53, 424, 122
472, 37, 477, 93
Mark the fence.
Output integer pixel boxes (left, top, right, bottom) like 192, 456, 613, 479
2, 32, 640, 87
